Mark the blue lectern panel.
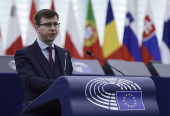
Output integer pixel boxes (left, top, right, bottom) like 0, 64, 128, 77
0, 73, 24, 116
23, 76, 158, 116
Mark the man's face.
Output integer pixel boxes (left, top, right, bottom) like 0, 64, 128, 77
36, 16, 59, 45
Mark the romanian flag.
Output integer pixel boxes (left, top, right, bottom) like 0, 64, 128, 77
83, 0, 102, 60
141, 1, 161, 64
102, 0, 122, 60
121, 0, 142, 61
161, 0, 170, 64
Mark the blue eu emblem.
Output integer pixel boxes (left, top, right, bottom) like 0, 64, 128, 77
116, 91, 145, 110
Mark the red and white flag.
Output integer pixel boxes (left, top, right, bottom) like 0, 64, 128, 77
6, 0, 23, 55
51, 0, 62, 47
0, 25, 4, 55
25, 0, 37, 46
64, 1, 83, 58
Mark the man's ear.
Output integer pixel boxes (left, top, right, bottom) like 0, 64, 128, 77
35, 25, 39, 32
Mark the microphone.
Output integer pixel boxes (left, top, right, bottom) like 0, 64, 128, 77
64, 52, 68, 75
86, 51, 125, 76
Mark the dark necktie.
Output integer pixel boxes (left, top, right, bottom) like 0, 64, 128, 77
47, 46, 54, 67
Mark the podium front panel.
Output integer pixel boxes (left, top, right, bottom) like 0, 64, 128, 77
23, 76, 158, 116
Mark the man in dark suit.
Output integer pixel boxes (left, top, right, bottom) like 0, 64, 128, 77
15, 9, 73, 116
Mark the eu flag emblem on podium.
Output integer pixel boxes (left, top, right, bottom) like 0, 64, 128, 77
116, 91, 145, 110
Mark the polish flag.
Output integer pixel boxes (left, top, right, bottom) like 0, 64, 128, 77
25, 0, 37, 46
51, 0, 62, 47
64, 1, 83, 58
6, 0, 23, 55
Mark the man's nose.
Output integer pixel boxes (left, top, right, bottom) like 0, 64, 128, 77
50, 24, 55, 29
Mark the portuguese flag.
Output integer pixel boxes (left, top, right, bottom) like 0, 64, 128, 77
83, 0, 103, 61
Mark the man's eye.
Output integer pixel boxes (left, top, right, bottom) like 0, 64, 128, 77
45, 23, 51, 26
53, 23, 58, 26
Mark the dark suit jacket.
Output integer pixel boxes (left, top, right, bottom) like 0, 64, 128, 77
14, 40, 73, 104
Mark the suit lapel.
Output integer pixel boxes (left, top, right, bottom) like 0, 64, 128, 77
32, 41, 53, 79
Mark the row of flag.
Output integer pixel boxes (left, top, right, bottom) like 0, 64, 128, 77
0, 0, 170, 65
82, 0, 166, 64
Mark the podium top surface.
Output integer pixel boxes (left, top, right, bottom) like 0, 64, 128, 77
107, 60, 151, 77
0, 55, 17, 73
71, 59, 105, 75
148, 62, 170, 77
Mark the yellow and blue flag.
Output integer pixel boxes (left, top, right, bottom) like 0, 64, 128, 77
102, 0, 122, 61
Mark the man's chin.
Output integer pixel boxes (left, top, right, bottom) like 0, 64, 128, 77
49, 37, 56, 41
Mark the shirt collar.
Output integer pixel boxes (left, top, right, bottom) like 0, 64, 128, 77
37, 38, 54, 50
